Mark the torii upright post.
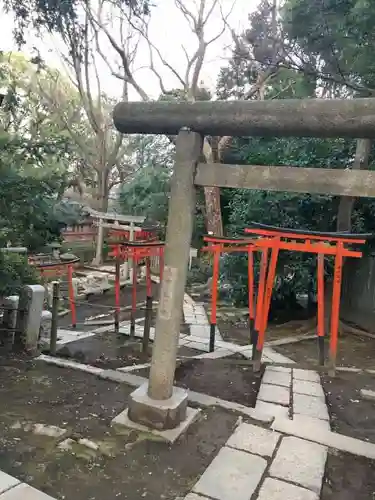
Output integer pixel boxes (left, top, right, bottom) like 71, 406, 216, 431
126, 129, 203, 430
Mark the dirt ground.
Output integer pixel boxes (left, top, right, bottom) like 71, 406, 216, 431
275, 332, 375, 369
322, 371, 375, 444
322, 451, 375, 500
0, 358, 238, 500
136, 356, 264, 407
55, 332, 200, 370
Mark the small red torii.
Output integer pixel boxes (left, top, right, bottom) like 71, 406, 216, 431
203, 223, 371, 373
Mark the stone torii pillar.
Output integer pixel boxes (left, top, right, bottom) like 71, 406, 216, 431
118, 129, 202, 431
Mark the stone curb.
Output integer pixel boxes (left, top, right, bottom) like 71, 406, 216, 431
272, 417, 375, 460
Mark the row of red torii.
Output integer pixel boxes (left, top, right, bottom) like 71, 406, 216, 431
106, 221, 369, 373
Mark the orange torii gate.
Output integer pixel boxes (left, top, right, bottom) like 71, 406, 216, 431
203, 223, 371, 372
109, 240, 164, 347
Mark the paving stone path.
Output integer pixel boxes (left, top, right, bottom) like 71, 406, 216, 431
0, 470, 55, 500
184, 367, 330, 500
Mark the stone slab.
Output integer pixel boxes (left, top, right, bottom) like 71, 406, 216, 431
254, 401, 289, 419
293, 379, 325, 398
0, 472, 20, 494
293, 369, 320, 383
257, 383, 290, 406
112, 407, 200, 443
187, 390, 273, 423
263, 369, 291, 388
226, 422, 280, 457
0, 484, 56, 500
293, 394, 329, 421
360, 389, 375, 402
263, 348, 296, 364
38, 355, 104, 375
272, 417, 375, 460
184, 495, 207, 500
257, 478, 318, 500
267, 365, 292, 374
292, 414, 331, 431
269, 436, 327, 493
193, 446, 267, 500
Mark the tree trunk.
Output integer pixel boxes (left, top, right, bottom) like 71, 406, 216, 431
204, 186, 223, 236
92, 170, 109, 266
324, 139, 372, 334
336, 139, 372, 231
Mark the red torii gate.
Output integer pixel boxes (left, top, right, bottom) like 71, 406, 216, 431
203, 223, 371, 373
109, 240, 164, 345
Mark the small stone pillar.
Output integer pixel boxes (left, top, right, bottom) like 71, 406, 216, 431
2, 296, 19, 351
127, 129, 203, 430
14, 285, 45, 352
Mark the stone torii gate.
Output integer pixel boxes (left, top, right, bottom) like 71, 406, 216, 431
112, 98, 375, 434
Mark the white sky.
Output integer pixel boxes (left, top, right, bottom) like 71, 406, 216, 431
1, 0, 259, 99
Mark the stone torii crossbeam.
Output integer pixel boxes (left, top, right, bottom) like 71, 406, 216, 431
112, 98, 375, 435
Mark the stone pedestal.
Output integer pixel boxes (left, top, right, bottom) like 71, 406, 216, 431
127, 383, 188, 430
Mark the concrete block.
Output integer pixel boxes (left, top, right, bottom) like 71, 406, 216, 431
293, 369, 320, 383
258, 478, 318, 500
272, 417, 375, 460
254, 401, 289, 419
0, 471, 20, 494
292, 414, 331, 431
258, 383, 290, 406
226, 423, 280, 457
293, 379, 325, 398
263, 368, 291, 388
269, 436, 327, 493
126, 383, 188, 430
193, 446, 267, 500
112, 407, 200, 444
360, 389, 375, 401
0, 484, 56, 500
293, 394, 329, 421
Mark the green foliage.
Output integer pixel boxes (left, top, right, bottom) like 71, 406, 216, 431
282, 0, 375, 93
119, 165, 171, 222
4, 0, 151, 44
0, 252, 40, 297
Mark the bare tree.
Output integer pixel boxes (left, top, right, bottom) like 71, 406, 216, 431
88, 0, 239, 236
34, 5, 143, 264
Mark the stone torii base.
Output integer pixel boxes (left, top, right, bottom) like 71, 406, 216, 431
111, 130, 202, 440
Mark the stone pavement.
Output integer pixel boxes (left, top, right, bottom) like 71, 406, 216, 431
0, 471, 55, 499
184, 367, 331, 500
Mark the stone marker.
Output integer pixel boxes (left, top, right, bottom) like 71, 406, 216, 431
269, 436, 327, 493
193, 446, 267, 500
1, 296, 19, 351
14, 285, 45, 352
258, 478, 318, 500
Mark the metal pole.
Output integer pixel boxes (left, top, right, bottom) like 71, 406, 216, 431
50, 281, 60, 356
